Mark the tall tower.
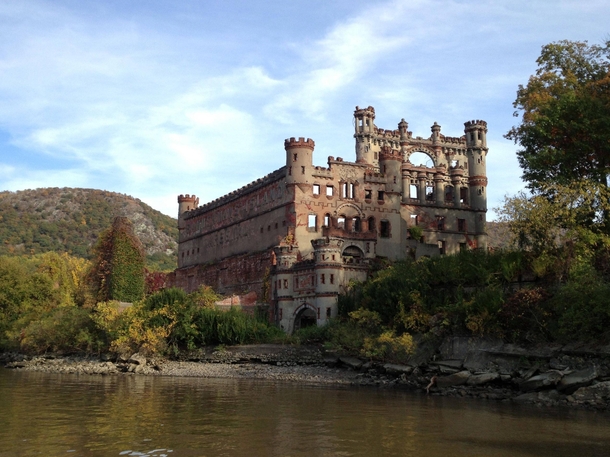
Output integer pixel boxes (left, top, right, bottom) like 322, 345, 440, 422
284, 137, 315, 184
379, 145, 402, 193
464, 120, 488, 249
354, 106, 376, 166
177, 194, 198, 230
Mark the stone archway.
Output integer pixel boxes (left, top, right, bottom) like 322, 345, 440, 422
293, 304, 317, 332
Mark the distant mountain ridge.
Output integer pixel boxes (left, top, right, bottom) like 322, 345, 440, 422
0, 188, 177, 270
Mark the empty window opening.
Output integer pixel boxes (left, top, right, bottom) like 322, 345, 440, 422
365, 189, 372, 199
378, 190, 385, 201
436, 216, 445, 231
410, 214, 418, 226
342, 183, 348, 198
283, 279, 288, 289
438, 240, 446, 255
352, 217, 361, 232
323, 213, 330, 227
460, 187, 469, 204
326, 185, 334, 196
326, 307, 331, 318
445, 185, 454, 202
337, 216, 345, 229
349, 183, 355, 199
380, 220, 391, 238
313, 184, 320, 195
301, 166, 305, 174
410, 184, 418, 199
368, 216, 376, 232
320, 274, 325, 284
288, 166, 292, 176
458, 218, 466, 232
293, 153, 297, 161
330, 274, 335, 284
426, 185, 434, 201
307, 214, 317, 231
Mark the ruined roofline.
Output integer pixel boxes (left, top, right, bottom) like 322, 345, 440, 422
184, 166, 286, 220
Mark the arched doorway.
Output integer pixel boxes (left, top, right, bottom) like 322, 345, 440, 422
294, 305, 317, 332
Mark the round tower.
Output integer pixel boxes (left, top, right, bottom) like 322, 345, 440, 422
464, 120, 488, 212
285, 137, 315, 184
464, 120, 489, 249
177, 194, 198, 218
312, 237, 344, 322
354, 106, 376, 166
379, 145, 402, 194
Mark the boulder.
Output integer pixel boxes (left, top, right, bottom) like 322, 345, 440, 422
467, 372, 499, 386
128, 353, 147, 365
435, 370, 471, 388
571, 381, 610, 405
383, 363, 413, 375
339, 356, 364, 370
519, 370, 563, 392
557, 366, 598, 394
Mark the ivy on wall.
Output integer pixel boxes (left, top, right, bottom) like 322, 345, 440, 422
90, 217, 145, 303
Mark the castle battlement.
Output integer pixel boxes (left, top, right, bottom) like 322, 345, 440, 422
175, 105, 490, 334
284, 137, 315, 150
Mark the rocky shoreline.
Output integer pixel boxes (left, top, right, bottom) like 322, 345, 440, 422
3, 338, 610, 411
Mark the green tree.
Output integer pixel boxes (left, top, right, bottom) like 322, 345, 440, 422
90, 217, 145, 302
506, 40, 610, 191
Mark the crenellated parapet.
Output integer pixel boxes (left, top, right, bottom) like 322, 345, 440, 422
284, 137, 315, 151
183, 167, 286, 220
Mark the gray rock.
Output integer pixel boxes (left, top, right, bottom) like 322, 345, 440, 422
435, 370, 471, 388
383, 363, 413, 375
557, 366, 598, 394
519, 370, 563, 392
467, 372, 499, 386
571, 380, 610, 405
339, 356, 363, 370
128, 353, 147, 365
513, 392, 540, 403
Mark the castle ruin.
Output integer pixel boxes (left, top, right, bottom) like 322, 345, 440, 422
173, 106, 488, 332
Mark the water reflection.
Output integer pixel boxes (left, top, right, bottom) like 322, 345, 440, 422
1, 368, 610, 456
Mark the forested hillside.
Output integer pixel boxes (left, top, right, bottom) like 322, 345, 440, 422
0, 188, 177, 270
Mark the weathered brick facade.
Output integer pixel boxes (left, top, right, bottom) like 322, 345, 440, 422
174, 106, 489, 333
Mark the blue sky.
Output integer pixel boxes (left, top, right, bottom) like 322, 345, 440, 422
0, 0, 608, 218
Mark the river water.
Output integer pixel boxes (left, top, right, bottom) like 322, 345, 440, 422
1, 368, 610, 457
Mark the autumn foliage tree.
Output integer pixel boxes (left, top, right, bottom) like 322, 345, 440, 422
90, 217, 145, 303
506, 40, 610, 192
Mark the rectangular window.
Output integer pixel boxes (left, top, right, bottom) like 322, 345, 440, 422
410, 214, 418, 225
342, 183, 348, 198
438, 240, 446, 255
283, 279, 288, 288
426, 185, 434, 201
378, 190, 385, 201
323, 214, 330, 227
313, 184, 320, 195
321, 274, 325, 284
301, 166, 305, 174
349, 183, 355, 199
460, 187, 468, 204
307, 214, 317, 231
380, 220, 390, 238
326, 307, 331, 318
458, 218, 466, 232
337, 216, 345, 229
330, 274, 334, 284
410, 184, 418, 199
326, 185, 334, 196
365, 189, 372, 200
436, 216, 445, 231
279, 308, 283, 320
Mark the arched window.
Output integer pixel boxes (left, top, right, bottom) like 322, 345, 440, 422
368, 216, 376, 232
352, 217, 361, 232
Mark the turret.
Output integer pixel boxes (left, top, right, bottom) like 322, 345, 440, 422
312, 237, 344, 322
177, 194, 198, 218
464, 120, 488, 248
464, 120, 487, 148
379, 145, 402, 193
431, 122, 441, 144
354, 106, 376, 166
285, 137, 315, 184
